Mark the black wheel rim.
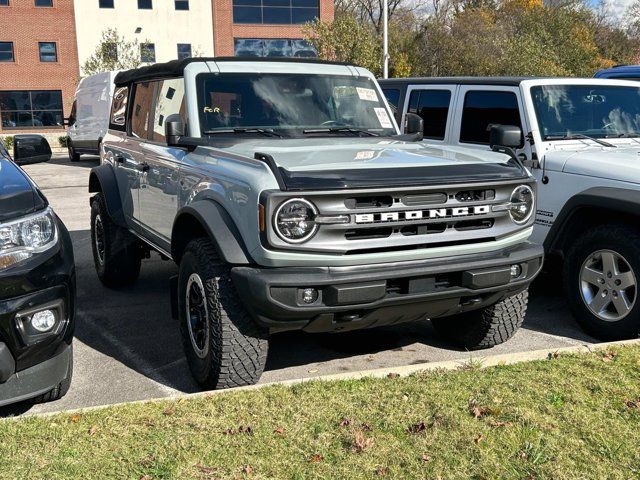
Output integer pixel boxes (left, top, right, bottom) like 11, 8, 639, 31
94, 213, 105, 265
186, 273, 209, 358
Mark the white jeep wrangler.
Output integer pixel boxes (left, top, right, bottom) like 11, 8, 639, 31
380, 77, 640, 340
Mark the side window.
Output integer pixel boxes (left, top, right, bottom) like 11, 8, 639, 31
460, 90, 521, 145
382, 88, 400, 110
151, 78, 186, 142
407, 89, 451, 141
109, 86, 129, 131
130, 82, 153, 139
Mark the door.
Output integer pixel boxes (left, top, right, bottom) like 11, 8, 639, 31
138, 78, 187, 245
452, 86, 532, 160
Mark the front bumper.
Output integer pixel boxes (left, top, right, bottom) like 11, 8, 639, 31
232, 242, 543, 333
0, 213, 75, 405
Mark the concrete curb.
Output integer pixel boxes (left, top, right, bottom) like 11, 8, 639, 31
9, 338, 640, 419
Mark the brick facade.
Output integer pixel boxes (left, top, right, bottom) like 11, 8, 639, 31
0, 0, 79, 134
212, 0, 334, 56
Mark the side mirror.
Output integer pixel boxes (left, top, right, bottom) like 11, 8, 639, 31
404, 113, 424, 141
63, 117, 75, 127
165, 114, 185, 147
13, 135, 52, 165
489, 124, 523, 150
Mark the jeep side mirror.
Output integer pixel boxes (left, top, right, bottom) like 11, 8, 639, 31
489, 125, 523, 150
404, 113, 424, 140
165, 114, 185, 147
13, 134, 52, 165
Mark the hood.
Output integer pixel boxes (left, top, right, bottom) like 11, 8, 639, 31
547, 144, 640, 185
0, 158, 47, 222
211, 138, 528, 190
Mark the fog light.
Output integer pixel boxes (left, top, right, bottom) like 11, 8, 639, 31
302, 288, 318, 304
31, 310, 57, 332
510, 264, 522, 278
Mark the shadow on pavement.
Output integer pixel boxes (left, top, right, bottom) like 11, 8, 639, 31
49, 154, 100, 169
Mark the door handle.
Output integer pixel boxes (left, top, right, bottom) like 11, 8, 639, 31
115, 154, 125, 164
136, 162, 150, 173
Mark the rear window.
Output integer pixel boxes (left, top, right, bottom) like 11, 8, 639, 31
460, 91, 521, 145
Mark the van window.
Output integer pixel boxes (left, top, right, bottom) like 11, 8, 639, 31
151, 78, 186, 142
408, 89, 451, 140
109, 86, 128, 131
130, 82, 153, 139
460, 90, 521, 145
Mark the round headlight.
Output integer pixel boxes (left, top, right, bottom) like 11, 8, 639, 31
274, 199, 318, 243
509, 185, 534, 224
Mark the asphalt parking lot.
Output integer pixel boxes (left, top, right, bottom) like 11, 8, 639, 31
3, 154, 602, 415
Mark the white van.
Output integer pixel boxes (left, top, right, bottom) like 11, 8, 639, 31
66, 71, 117, 161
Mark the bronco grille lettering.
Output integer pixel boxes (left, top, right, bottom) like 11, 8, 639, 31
354, 205, 491, 224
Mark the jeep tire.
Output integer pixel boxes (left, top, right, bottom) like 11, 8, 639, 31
178, 238, 269, 390
68, 142, 80, 162
564, 225, 640, 340
431, 290, 528, 349
90, 193, 141, 288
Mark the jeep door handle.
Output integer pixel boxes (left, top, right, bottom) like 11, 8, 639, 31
136, 162, 150, 173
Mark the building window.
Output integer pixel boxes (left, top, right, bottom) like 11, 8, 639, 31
0, 1, 9, 6
177, 43, 191, 59
234, 38, 317, 57
99, 0, 114, 7
460, 90, 522, 145
103, 42, 117, 62
0, 42, 14, 62
175, 0, 188, 10
34, 0, 53, 6
38, 42, 57, 62
140, 43, 155, 63
0, 90, 64, 129
232, 0, 319, 24
138, 0, 152, 9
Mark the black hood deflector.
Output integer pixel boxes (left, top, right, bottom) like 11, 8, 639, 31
255, 152, 529, 191
0, 158, 46, 222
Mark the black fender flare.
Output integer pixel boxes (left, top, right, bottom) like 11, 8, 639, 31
544, 186, 640, 253
88, 164, 126, 227
171, 200, 252, 265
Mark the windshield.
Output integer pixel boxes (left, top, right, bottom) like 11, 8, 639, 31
196, 73, 397, 137
531, 84, 640, 140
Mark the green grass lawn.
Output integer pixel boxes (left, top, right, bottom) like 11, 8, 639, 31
1, 346, 640, 479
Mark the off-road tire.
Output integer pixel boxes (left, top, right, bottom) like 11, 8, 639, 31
564, 225, 640, 340
68, 142, 80, 162
90, 193, 141, 288
32, 346, 73, 404
432, 290, 528, 350
178, 238, 269, 390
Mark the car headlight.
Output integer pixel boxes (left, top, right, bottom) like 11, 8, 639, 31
274, 198, 318, 243
509, 185, 534, 224
0, 207, 57, 270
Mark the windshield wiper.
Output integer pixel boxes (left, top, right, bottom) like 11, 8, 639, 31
544, 134, 616, 148
302, 127, 379, 137
204, 128, 283, 138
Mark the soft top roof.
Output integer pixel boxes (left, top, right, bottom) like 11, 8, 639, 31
378, 77, 543, 87
114, 57, 356, 85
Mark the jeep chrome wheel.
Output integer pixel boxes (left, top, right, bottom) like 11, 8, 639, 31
185, 273, 209, 358
93, 213, 105, 265
580, 249, 637, 322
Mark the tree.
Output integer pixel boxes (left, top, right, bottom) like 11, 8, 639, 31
82, 28, 146, 76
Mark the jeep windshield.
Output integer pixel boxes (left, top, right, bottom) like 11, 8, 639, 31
196, 73, 397, 137
531, 84, 640, 140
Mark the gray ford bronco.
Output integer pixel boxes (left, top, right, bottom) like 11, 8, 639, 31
89, 58, 543, 390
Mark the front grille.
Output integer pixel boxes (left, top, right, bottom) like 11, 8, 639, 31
265, 180, 533, 255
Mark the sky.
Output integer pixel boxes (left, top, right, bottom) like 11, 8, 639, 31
596, 0, 633, 23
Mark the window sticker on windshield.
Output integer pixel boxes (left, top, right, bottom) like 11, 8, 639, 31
374, 107, 393, 128
355, 150, 375, 160
356, 87, 378, 102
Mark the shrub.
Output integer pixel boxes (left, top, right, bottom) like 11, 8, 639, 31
58, 136, 68, 148
1, 136, 14, 151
